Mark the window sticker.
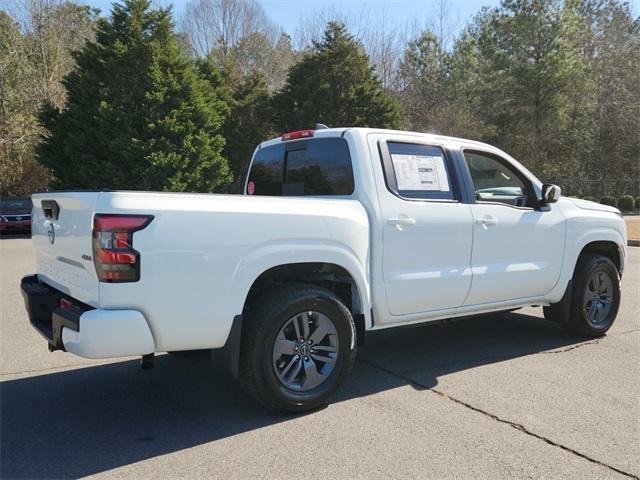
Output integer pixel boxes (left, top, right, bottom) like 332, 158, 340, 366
390, 154, 450, 192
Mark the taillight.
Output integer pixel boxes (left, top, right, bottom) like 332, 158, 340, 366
281, 129, 314, 141
92, 214, 153, 282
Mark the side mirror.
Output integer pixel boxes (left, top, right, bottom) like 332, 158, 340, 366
541, 183, 561, 205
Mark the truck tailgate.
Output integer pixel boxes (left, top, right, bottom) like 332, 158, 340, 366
31, 192, 100, 307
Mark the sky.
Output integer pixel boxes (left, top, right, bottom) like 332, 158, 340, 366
78, 0, 640, 40
76, 0, 514, 36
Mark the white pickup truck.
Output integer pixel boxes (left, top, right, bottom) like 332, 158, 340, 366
21, 127, 626, 412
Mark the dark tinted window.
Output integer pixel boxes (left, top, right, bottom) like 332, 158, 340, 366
0, 197, 32, 212
246, 144, 285, 195
385, 142, 454, 200
247, 138, 354, 196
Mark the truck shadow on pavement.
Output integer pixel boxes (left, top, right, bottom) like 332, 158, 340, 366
0, 232, 31, 240
1, 311, 588, 479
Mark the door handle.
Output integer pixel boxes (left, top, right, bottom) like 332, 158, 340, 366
475, 215, 498, 227
388, 215, 416, 229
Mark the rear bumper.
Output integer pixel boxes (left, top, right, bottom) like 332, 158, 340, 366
20, 275, 155, 358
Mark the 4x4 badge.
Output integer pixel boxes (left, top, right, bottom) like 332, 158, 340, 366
48, 223, 55, 244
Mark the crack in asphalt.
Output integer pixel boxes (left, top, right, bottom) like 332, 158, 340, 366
395, 354, 519, 375
358, 357, 639, 480
618, 329, 640, 335
539, 339, 600, 354
389, 340, 601, 374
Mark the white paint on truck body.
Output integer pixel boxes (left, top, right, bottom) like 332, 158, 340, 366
30, 128, 626, 358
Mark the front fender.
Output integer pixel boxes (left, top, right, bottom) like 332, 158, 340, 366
546, 226, 626, 303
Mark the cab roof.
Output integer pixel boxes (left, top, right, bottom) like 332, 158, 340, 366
258, 127, 496, 151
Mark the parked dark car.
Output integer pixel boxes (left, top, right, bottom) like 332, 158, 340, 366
0, 197, 33, 233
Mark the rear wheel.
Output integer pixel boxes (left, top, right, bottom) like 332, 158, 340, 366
240, 284, 356, 412
544, 253, 620, 337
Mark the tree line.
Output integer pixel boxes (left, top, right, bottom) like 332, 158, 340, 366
1, 0, 638, 198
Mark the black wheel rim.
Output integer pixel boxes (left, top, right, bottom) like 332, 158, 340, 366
272, 311, 339, 391
583, 270, 614, 326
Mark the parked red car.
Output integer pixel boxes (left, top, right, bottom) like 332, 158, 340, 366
0, 197, 33, 233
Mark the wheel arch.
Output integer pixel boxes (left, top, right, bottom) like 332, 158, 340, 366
568, 229, 625, 280
577, 240, 623, 274
550, 239, 622, 312
231, 244, 371, 328
215, 253, 370, 380
546, 229, 625, 304
243, 261, 370, 332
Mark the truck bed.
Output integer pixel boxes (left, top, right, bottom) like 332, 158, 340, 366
31, 191, 369, 351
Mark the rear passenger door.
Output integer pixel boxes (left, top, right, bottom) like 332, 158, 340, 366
371, 137, 474, 321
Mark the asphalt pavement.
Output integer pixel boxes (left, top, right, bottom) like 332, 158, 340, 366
1, 235, 638, 479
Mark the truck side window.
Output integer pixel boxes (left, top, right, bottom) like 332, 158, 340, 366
463, 151, 532, 208
385, 142, 454, 200
247, 138, 354, 196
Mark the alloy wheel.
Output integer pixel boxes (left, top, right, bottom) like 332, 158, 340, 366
272, 311, 339, 391
583, 270, 614, 326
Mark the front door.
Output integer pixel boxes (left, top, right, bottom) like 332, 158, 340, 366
462, 150, 566, 306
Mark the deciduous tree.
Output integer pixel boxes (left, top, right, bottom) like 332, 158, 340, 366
0, 1, 95, 196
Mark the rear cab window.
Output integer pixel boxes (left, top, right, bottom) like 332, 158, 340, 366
246, 137, 354, 196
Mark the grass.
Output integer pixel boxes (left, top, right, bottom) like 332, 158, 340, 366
625, 217, 640, 241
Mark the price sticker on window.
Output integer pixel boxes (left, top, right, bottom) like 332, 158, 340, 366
390, 154, 450, 192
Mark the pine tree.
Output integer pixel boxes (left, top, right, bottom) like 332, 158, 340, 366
221, 69, 273, 192
397, 31, 449, 132
469, 0, 589, 180
37, 0, 231, 192
272, 22, 402, 131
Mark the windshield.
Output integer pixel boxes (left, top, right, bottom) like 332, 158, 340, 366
0, 197, 32, 212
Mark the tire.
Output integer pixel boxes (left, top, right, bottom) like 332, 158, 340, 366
545, 253, 620, 337
240, 284, 357, 413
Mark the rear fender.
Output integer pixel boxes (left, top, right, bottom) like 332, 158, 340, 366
231, 242, 371, 328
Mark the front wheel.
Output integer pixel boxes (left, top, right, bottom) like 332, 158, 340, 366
545, 253, 620, 337
240, 284, 357, 412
